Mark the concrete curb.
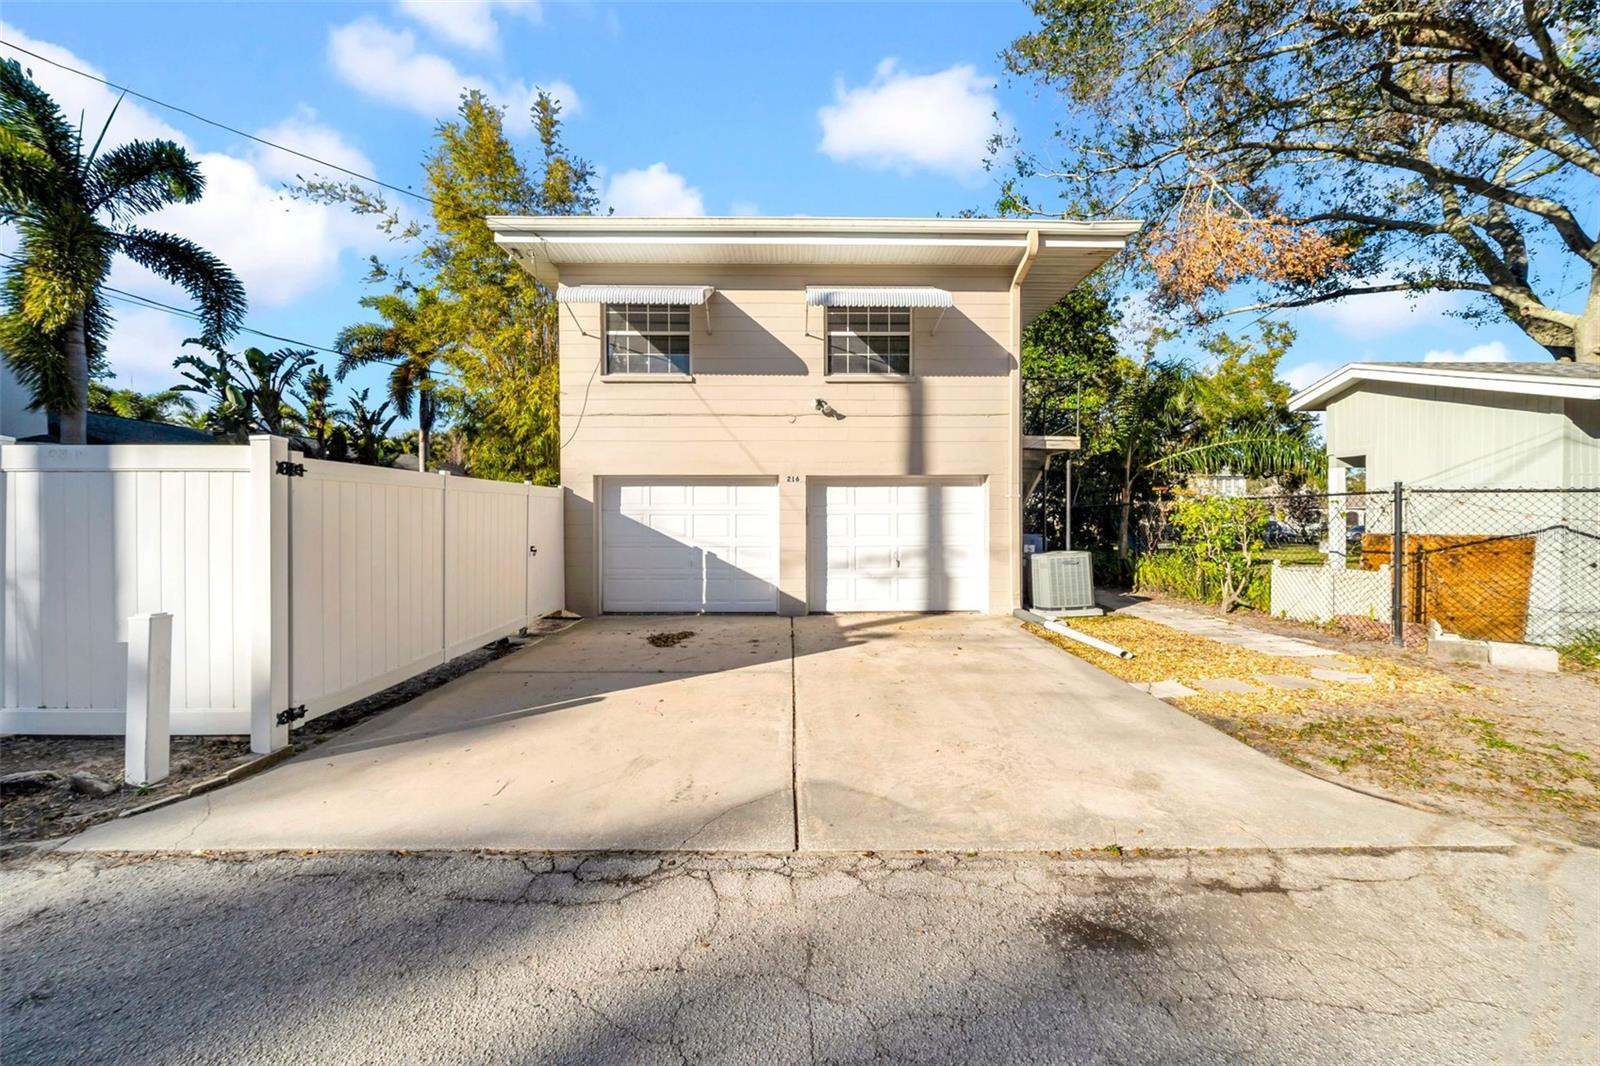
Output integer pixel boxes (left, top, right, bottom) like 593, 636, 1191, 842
117, 745, 297, 820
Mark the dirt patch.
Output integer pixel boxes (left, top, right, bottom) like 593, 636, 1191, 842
2, 735, 253, 844
647, 630, 696, 648
1026, 614, 1600, 847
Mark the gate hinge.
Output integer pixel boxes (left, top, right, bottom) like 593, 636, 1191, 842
276, 704, 308, 726
275, 460, 306, 477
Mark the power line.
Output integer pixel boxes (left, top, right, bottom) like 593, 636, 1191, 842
0, 37, 434, 206
0, 253, 465, 386
0, 249, 343, 356
102, 289, 347, 357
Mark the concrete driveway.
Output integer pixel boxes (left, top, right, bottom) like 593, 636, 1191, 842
66, 614, 1502, 853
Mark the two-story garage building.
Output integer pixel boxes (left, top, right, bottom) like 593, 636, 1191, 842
487, 216, 1137, 616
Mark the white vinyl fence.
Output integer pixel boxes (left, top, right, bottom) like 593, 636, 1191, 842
1269, 560, 1391, 625
1, 436, 564, 750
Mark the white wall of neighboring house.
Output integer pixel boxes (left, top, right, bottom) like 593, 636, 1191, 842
0, 360, 46, 440
1322, 382, 1595, 490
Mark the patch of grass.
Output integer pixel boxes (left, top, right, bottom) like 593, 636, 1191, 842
1556, 628, 1600, 671
1462, 716, 1526, 753
1257, 544, 1326, 565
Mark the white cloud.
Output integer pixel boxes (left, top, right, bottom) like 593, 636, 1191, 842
249, 108, 376, 184
0, 22, 184, 146
1283, 360, 1334, 392
397, 0, 540, 52
99, 307, 195, 393
0, 25, 382, 384
605, 163, 705, 217
729, 200, 761, 217
1421, 340, 1511, 363
117, 152, 382, 309
818, 59, 1005, 181
1302, 282, 1458, 339
327, 18, 578, 131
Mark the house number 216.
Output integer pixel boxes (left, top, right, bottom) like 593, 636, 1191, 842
784, 475, 802, 483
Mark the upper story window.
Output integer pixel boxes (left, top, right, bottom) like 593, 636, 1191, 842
605, 303, 691, 375
826, 307, 911, 375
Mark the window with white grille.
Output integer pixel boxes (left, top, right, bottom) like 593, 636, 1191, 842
605, 304, 691, 375
826, 306, 911, 375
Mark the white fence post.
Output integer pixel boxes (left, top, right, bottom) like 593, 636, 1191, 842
124, 612, 173, 786
249, 435, 290, 753
1326, 458, 1347, 568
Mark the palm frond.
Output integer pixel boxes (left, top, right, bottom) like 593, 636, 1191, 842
0, 126, 62, 219
116, 227, 246, 341
1151, 435, 1324, 478
88, 140, 203, 219
82, 91, 124, 171
333, 321, 394, 379
0, 59, 79, 172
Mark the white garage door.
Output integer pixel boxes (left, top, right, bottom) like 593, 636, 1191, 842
810, 480, 987, 612
602, 479, 779, 613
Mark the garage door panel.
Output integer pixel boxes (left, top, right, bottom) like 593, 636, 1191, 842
810, 480, 987, 612
691, 513, 730, 538
603, 479, 779, 613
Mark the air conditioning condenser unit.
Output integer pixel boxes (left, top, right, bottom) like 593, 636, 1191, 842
1030, 550, 1095, 611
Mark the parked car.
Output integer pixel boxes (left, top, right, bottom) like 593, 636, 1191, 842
1265, 517, 1316, 545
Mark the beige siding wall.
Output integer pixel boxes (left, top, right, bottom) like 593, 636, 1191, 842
1325, 383, 1572, 488
557, 264, 1018, 615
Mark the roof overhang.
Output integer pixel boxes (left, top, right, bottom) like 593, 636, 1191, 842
487, 216, 1142, 324
1289, 362, 1600, 411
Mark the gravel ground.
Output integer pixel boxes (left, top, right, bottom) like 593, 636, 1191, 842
2, 845, 1595, 1064
0, 735, 254, 842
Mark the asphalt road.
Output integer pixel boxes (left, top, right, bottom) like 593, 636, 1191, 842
3, 845, 1595, 1064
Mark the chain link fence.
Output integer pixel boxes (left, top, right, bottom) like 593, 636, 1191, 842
1062, 486, 1600, 651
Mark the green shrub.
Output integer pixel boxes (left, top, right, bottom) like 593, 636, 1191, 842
1131, 496, 1268, 612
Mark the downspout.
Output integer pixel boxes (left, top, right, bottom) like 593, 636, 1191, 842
1008, 229, 1040, 610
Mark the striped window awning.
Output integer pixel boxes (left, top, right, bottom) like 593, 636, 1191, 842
555, 284, 714, 305
804, 286, 953, 309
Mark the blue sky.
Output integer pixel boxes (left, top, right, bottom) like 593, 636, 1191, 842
0, 0, 1565, 427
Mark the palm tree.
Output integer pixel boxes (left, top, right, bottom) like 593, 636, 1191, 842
174, 341, 252, 440
237, 345, 314, 435
335, 285, 450, 470
341, 388, 398, 466
174, 341, 314, 439
86, 381, 195, 423
297, 367, 336, 456
0, 59, 246, 444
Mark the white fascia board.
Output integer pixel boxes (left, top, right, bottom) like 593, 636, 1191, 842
1289, 363, 1600, 411
485, 215, 1143, 241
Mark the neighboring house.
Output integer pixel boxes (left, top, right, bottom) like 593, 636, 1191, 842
1290, 360, 1600, 645
1, 360, 212, 444
487, 216, 1138, 616
1289, 361, 1600, 491
0, 360, 46, 441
